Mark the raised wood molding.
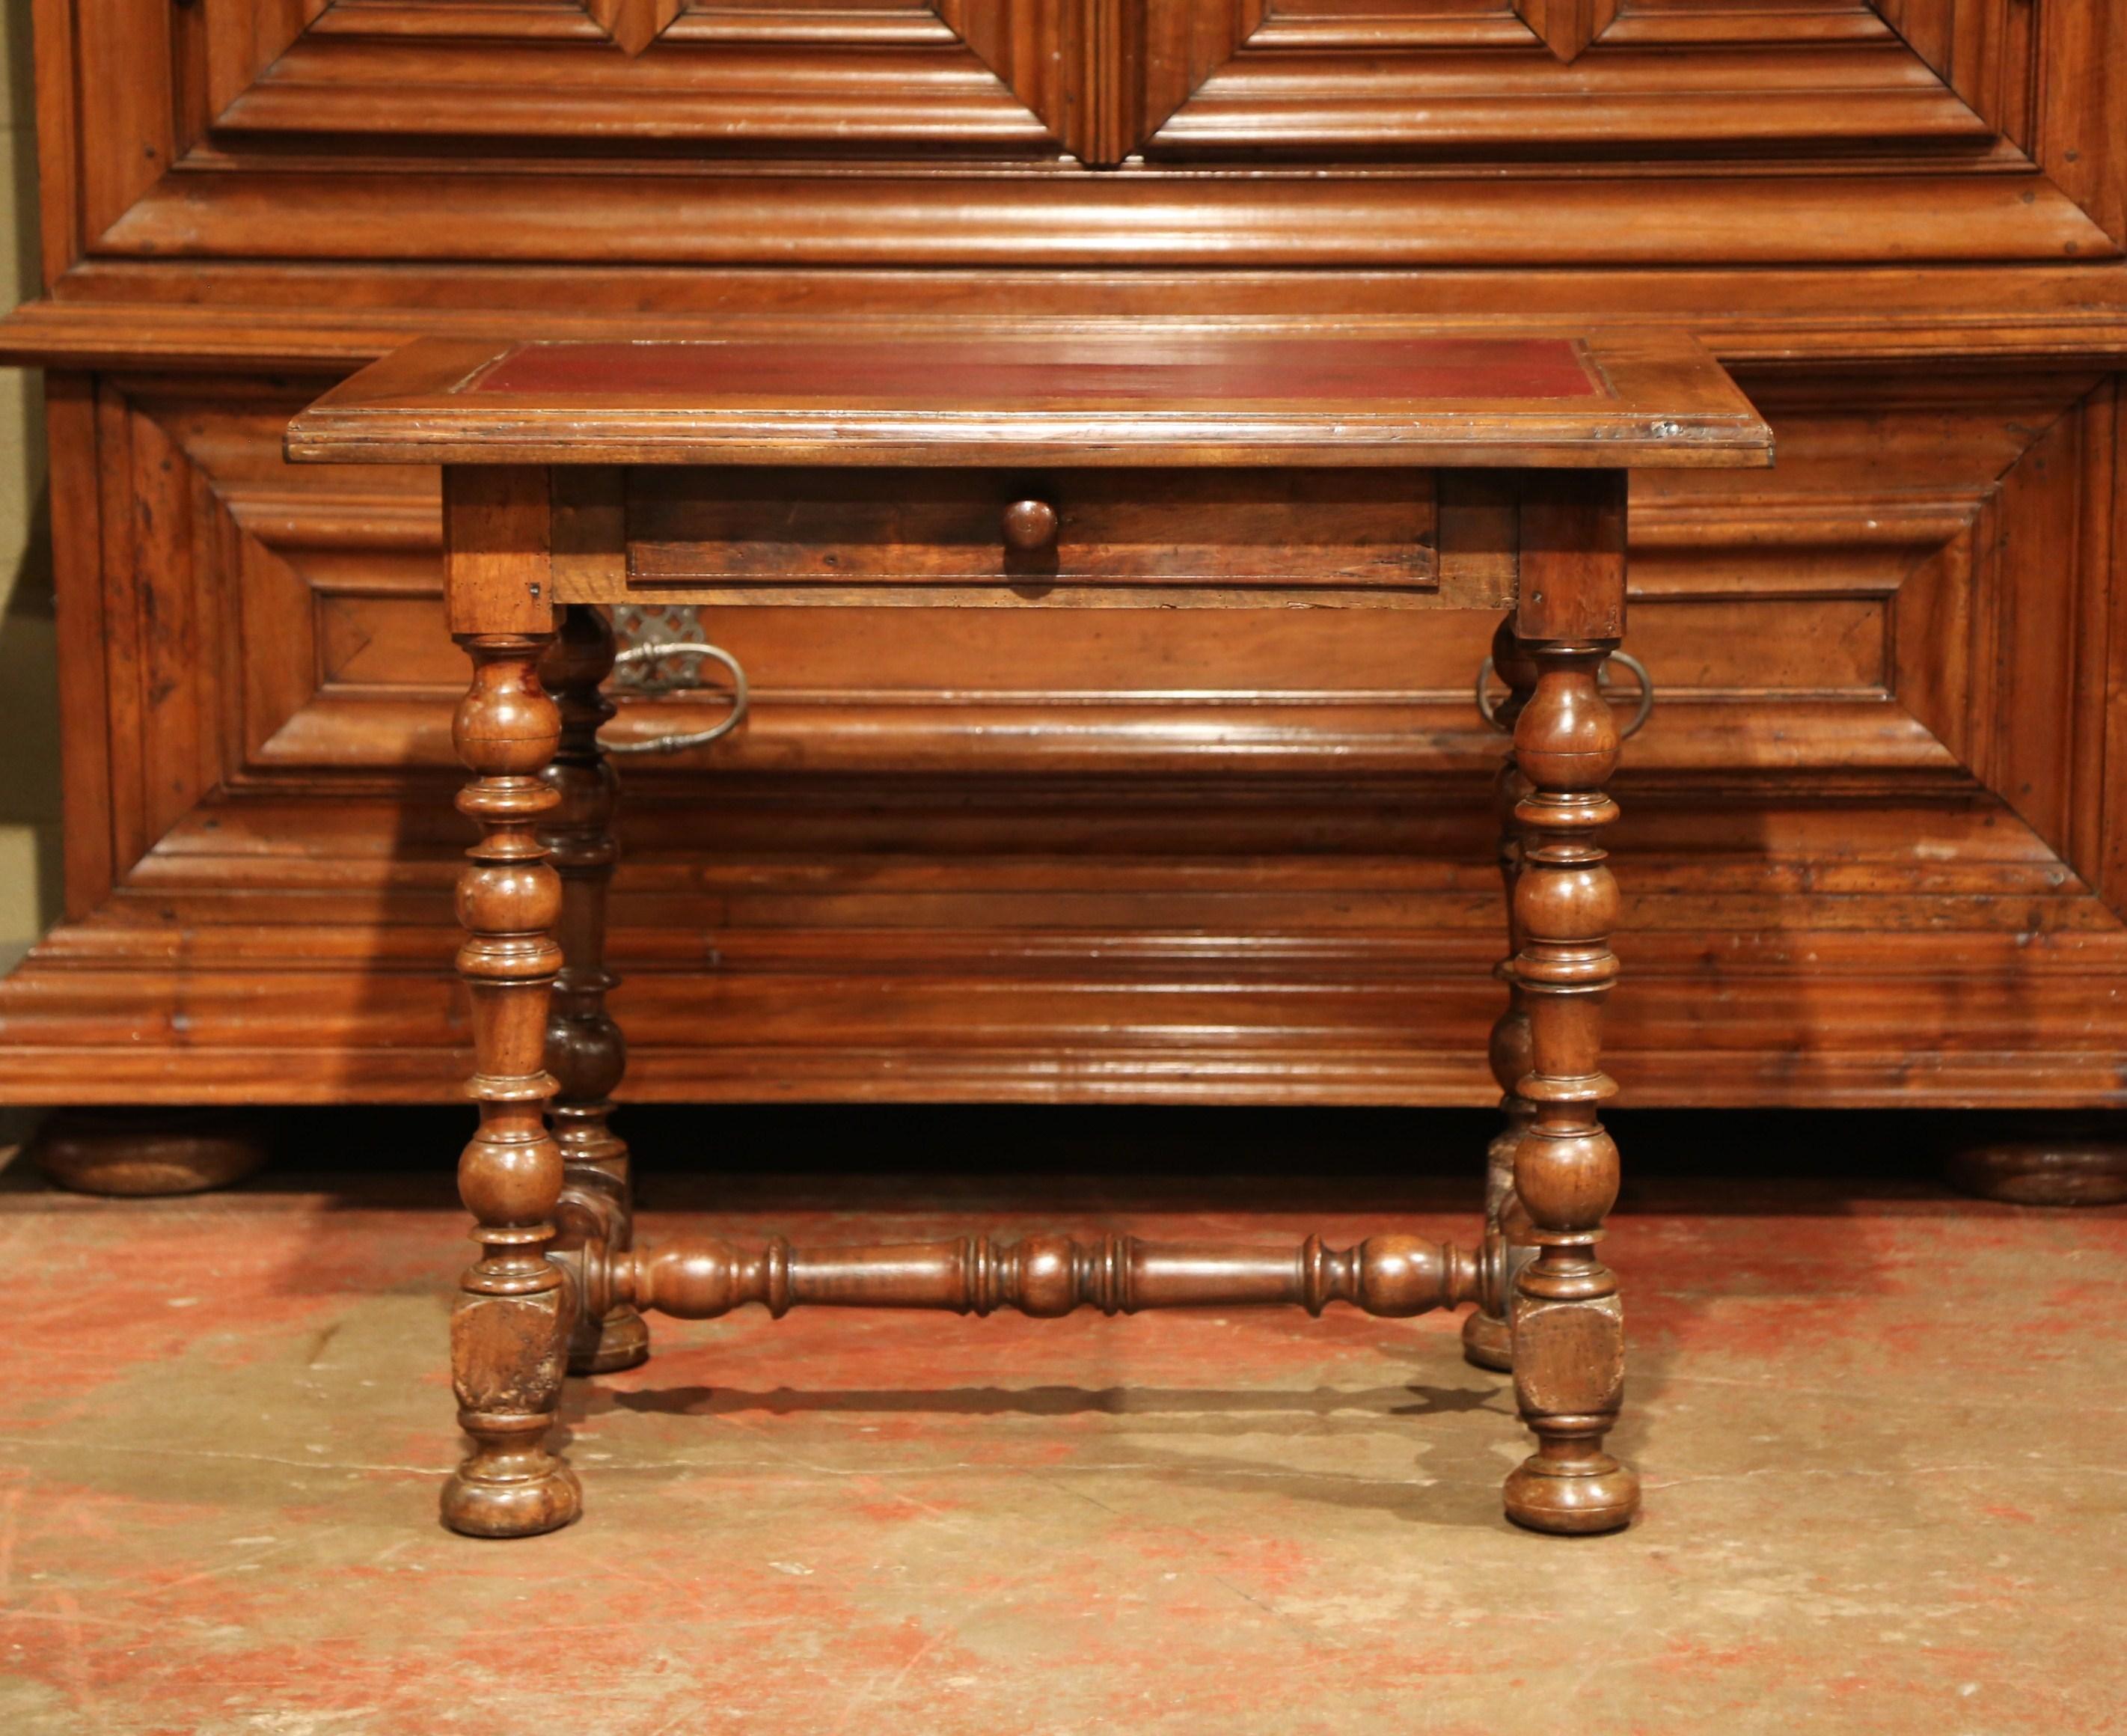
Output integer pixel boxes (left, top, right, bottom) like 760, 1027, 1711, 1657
5, 357, 2121, 1107
4, 836, 2122, 1107
83, 168, 2114, 267
189, 0, 329, 119
1871, 0, 2125, 246
215, 9, 1058, 156
63, 362, 2101, 789
1515, 0, 1620, 63
934, 0, 1080, 159
585, 0, 685, 58
30, 0, 2124, 266
10, 268, 2127, 369
8, 0, 2126, 1110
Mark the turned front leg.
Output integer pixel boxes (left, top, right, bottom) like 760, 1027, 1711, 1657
444, 630, 579, 1538
1502, 637, 1635, 1535
1465, 619, 1539, 1375
541, 606, 649, 1375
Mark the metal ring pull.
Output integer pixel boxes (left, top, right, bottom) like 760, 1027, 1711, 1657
603, 641, 749, 756
1475, 650, 1653, 740
1474, 657, 1507, 733
1603, 652, 1655, 740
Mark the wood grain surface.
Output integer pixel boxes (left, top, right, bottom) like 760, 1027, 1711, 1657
0, 0, 2120, 1110
287, 329, 1769, 468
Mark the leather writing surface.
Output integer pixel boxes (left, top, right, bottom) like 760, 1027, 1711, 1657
466, 336, 1606, 406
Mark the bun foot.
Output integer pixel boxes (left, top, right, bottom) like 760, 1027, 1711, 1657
441, 1459, 583, 1539
28, 1107, 269, 1196
1504, 1450, 1639, 1535
571, 1303, 652, 1375
1462, 1306, 1514, 1372
1944, 1122, 2127, 1207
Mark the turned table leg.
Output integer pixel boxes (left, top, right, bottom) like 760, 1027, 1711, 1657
1500, 635, 1637, 1535
1466, 620, 1539, 1375
542, 606, 651, 1375
440, 611, 581, 1536
438, 513, 582, 1532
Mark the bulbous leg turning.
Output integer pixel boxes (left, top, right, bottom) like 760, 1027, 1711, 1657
443, 628, 581, 1538
539, 607, 651, 1379
1497, 626, 1638, 1535
1468, 620, 1540, 1376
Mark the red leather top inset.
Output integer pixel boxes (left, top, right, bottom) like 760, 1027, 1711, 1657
465, 336, 1606, 406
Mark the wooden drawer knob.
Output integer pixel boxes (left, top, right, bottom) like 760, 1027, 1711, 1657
1001, 498, 1059, 552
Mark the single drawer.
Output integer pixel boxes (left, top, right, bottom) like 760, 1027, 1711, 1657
551, 466, 1516, 610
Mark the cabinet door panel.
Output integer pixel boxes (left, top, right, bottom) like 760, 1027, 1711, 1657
43, 0, 2122, 267
87, 367, 2115, 807
8, 365, 2120, 1108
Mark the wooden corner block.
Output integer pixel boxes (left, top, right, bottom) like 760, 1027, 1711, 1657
1515, 469, 1627, 644
444, 465, 555, 638
1512, 1290, 1626, 1422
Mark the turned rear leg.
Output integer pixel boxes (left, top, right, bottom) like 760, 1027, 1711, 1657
542, 605, 651, 1376
1466, 620, 1537, 1374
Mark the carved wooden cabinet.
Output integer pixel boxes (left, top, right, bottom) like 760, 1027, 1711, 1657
1, 0, 2123, 1108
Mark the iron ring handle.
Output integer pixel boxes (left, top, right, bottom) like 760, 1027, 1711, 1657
1474, 657, 1503, 732
603, 641, 749, 756
1475, 650, 1653, 740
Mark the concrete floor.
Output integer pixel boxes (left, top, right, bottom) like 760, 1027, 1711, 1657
1, 1110, 2123, 1735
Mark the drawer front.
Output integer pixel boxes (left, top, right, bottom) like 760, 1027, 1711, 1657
551, 467, 1514, 610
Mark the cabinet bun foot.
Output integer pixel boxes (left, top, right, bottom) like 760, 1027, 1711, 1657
26, 1108, 270, 1196
1945, 1123, 2127, 1208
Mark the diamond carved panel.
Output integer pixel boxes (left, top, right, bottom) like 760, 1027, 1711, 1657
1514, 0, 1618, 62
1632, 367, 2123, 912
1122, 0, 2120, 251
53, 0, 2121, 262
584, 0, 685, 56
539, 2, 1094, 156
166, 0, 1070, 171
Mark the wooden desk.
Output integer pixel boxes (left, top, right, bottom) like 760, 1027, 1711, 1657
288, 330, 1772, 1539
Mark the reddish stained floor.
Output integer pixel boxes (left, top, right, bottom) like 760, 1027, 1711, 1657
2, 1111, 2124, 1735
